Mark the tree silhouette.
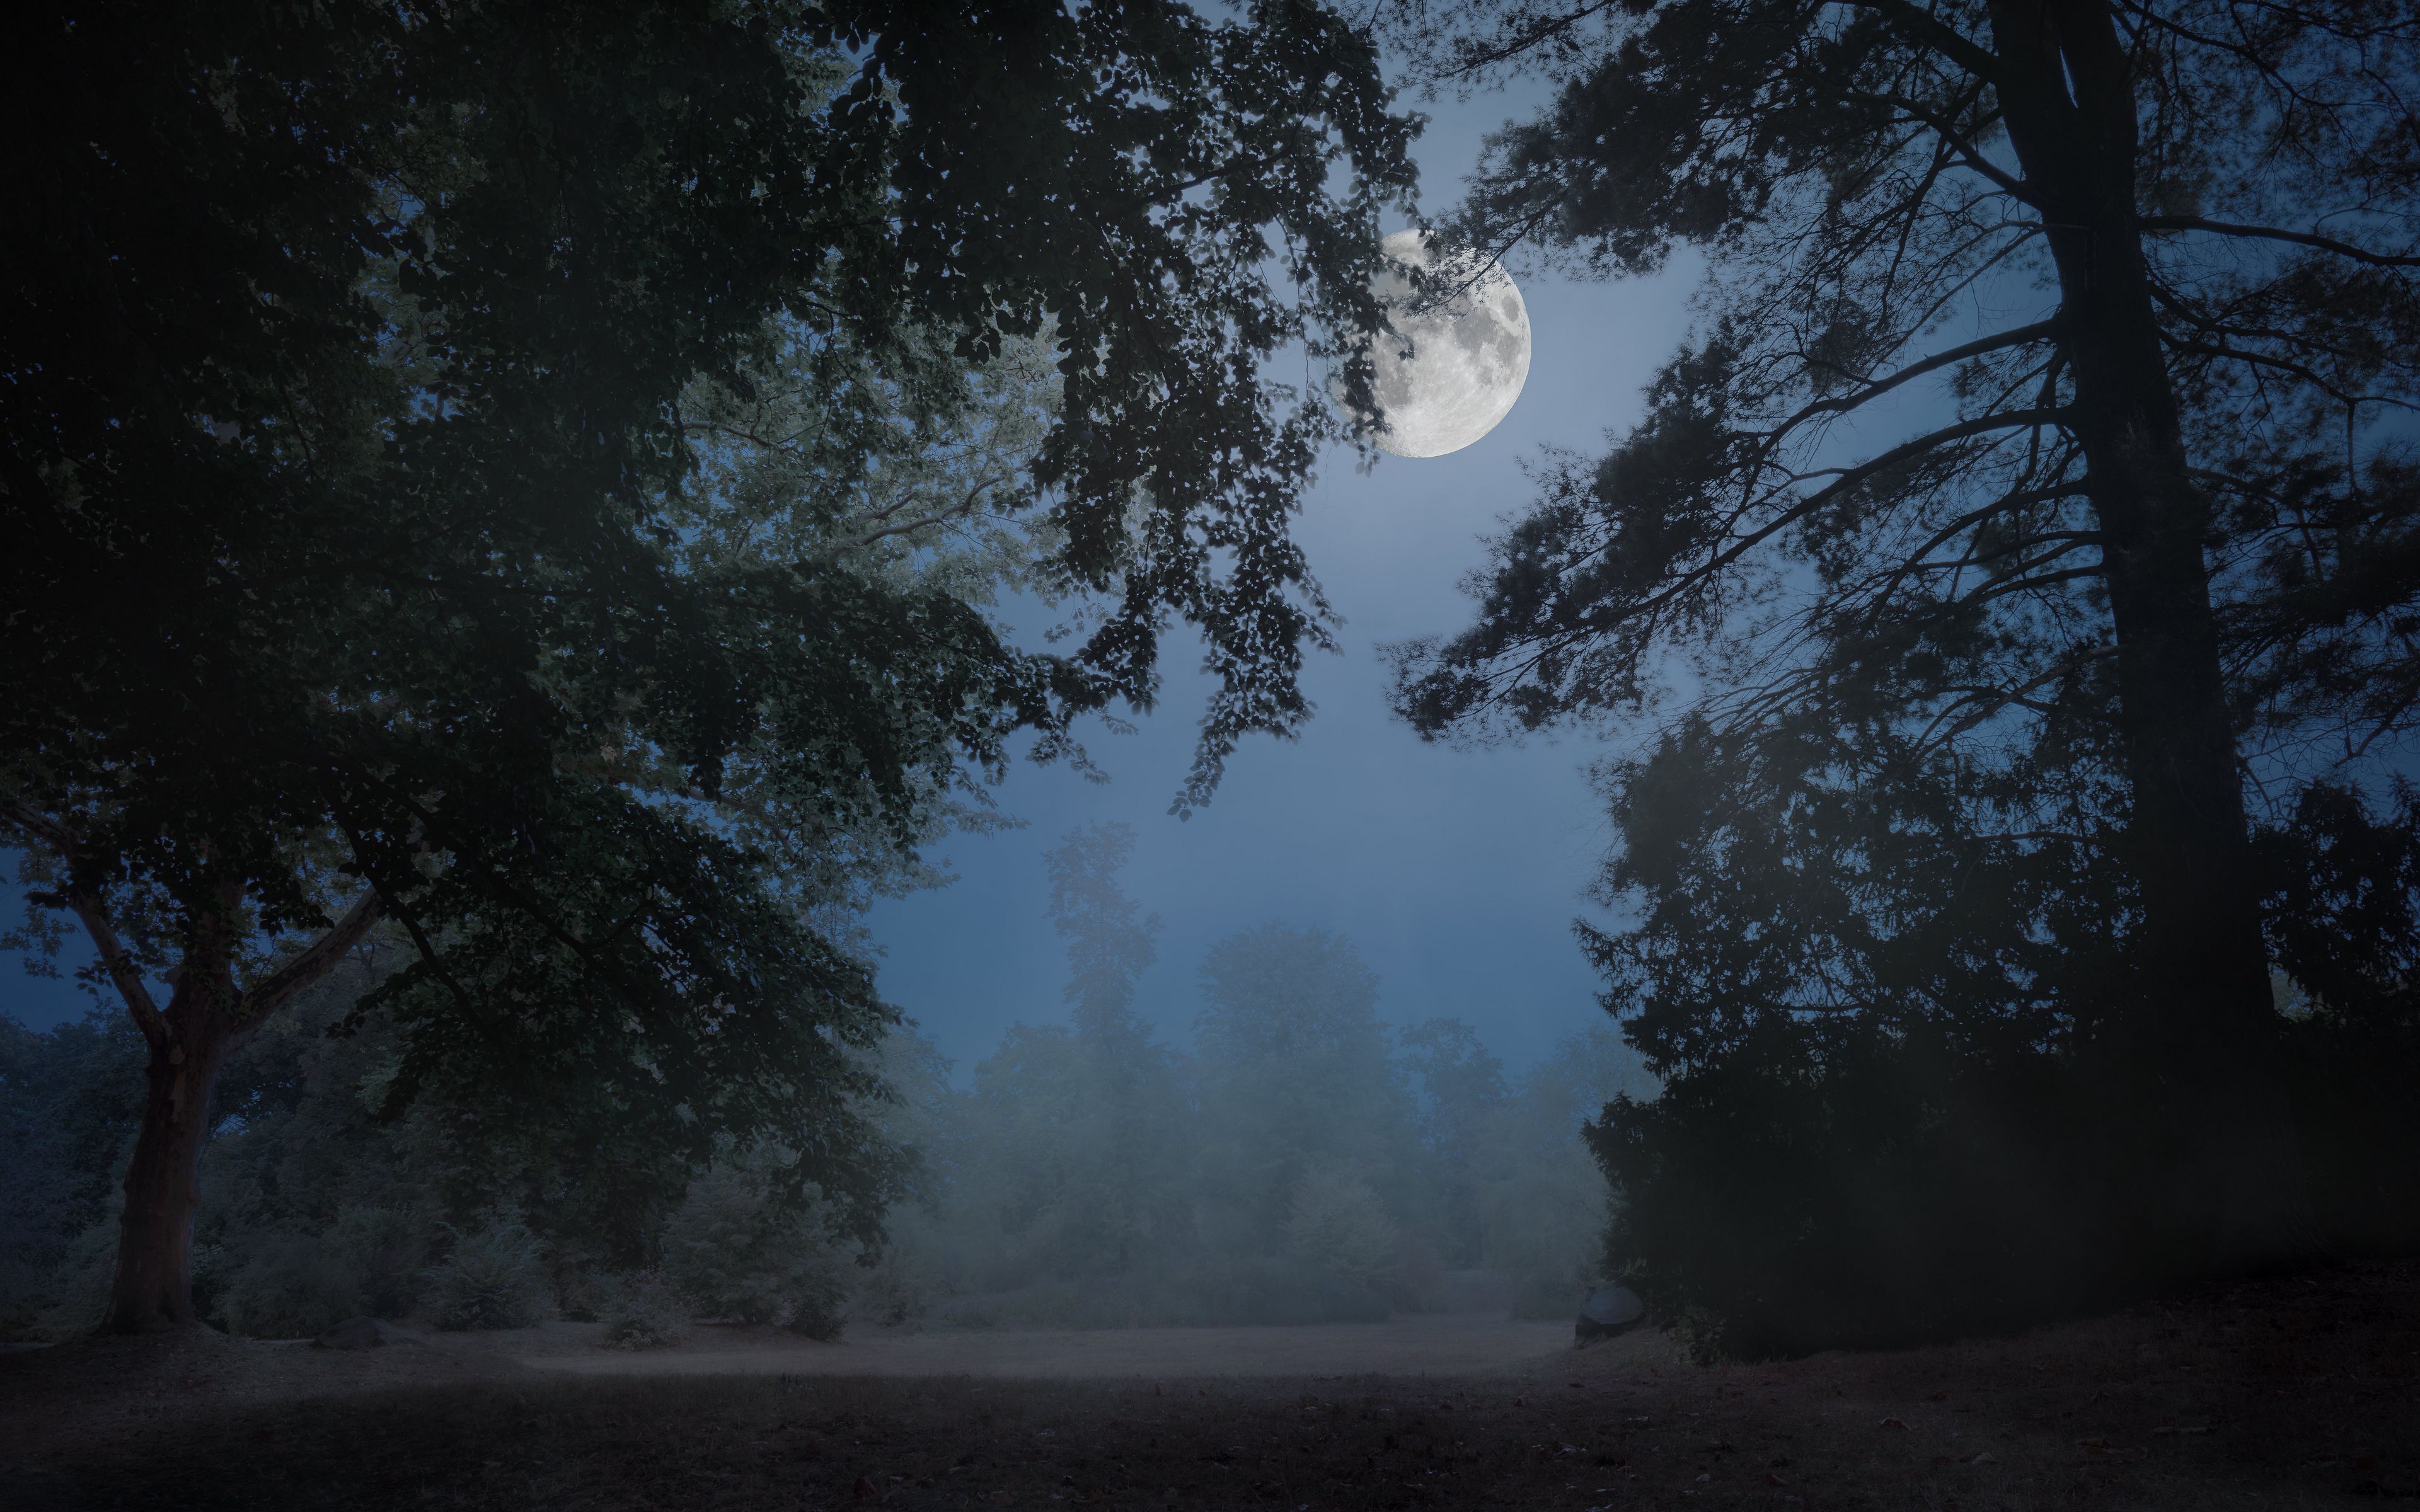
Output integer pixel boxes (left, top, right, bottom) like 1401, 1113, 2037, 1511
2, 1, 1412, 1331
1390, 0, 2420, 1276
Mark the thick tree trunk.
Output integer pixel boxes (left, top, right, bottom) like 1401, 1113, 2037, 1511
1987, 0, 2314, 1274
107, 1008, 234, 1332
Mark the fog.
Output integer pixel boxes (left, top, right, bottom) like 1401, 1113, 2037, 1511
1, 816, 1654, 1343
7, 4, 2419, 1506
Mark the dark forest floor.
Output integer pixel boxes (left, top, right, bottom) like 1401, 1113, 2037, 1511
3, 1259, 2414, 1511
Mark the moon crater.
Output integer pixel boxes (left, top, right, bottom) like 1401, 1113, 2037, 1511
1340, 230, 1532, 459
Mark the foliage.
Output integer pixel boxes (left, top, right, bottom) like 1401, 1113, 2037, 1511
660, 1152, 854, 1334
1386, 0, 2420, 1317
216, 1234, 364, 1340
2, 828, 1641, 1339
1576, 702, 2420, 1355
2, 0, 1416, 1327
425, 1220, 551, 1333
599, 1271, 689, 1351
0, 1007, 144, 1333
1192, 927, 1426, 1256
1284, 1169, 1401, 1293
1397, 1018, 1509, 1267
1472, 1028, 1654, 1319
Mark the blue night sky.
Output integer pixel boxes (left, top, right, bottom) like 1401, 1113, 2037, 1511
2, 71, 1698, 1077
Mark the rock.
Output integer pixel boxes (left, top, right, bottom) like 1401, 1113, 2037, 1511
1574, 1285, 1645, 1344
313, 1316, 401, 1350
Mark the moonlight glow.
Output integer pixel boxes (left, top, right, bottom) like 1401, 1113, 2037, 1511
1342, 230, 1531, 458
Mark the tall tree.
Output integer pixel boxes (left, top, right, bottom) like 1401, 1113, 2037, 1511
1388, 0, 2420, 1273
1397, 1017, 1507, 1265
1193, 926, 1421, 1247
2, 1, 1412, 1331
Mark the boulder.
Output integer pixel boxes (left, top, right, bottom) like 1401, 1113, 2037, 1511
313, 1316, 404, 1351
1574, 1285, 1645, 1344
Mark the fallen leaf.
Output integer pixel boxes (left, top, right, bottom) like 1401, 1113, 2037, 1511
1879, 1418, 1910, 1430
853, 1477, 875, 1500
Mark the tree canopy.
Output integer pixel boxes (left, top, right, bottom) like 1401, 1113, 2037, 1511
1386, 0, 2420, 1281
1, 0, 1415, 1330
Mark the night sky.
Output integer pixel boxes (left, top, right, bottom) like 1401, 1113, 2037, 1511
2, 72, 1697, 1077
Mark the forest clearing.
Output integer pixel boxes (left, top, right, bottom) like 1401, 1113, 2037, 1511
5, 1261, 2413, 1511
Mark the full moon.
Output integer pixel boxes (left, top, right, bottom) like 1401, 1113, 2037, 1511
1340, 230, 1531, 458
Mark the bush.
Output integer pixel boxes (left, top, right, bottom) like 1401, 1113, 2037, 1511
327, 1206, 426, 1319
1284, 1169, 1397, 1294
1592, 1019, 2139, 1360
662, 1154, 852, 1336
28, 1220, 120, 1341
216, 1233, 362, 1338
425, 1219, 550, 1331
598, 1270, 688, 1349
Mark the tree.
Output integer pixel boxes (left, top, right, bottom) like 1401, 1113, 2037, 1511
1192, 926, 1422, 1249
1388, 0, 2420, 1274
1570, 681, 2420, 1351
958, 824, 1190, 1282
1397, 1017, 1508, 1265
3, 1, 1413, 1331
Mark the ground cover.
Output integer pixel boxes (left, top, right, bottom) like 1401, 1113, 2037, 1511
2, 1261, 2411, 1511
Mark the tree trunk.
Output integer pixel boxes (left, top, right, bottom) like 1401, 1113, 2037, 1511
1988, 0, 2315, 1274
105, 994, 235, 1332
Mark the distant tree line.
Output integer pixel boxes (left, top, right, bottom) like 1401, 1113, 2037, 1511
1, 825, 1648, 1341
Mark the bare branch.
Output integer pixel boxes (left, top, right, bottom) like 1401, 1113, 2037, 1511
1842, 0, 2008, 84
2138, 215, 2420, 269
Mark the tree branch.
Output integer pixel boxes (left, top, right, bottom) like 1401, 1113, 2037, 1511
237, 886, 387, 1034
0, 801, 169, 1046
1844, 0, 2009, 83
2138, 215, 2420, 269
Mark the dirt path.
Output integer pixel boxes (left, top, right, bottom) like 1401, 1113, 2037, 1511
6, 1263, 2413, 1510
514, 1314, 1580, 1380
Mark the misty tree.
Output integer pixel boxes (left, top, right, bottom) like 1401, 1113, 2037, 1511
1388, 0, 2420, 1274
1473, 1027, 1654, 1317
1397, 1017, 1509, 1266
2, 2, 1414, 1332
1192, 926, 1424, 1255
960, 824, 1192, 1282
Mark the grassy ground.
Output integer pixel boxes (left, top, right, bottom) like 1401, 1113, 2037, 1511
2, 1260, 2412, 1511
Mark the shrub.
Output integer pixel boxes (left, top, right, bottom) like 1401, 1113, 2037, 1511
425, 1219, 550, 1331
598, 1271, 688, 1349
29, 1220, 120, 1340
327, 1205, 426, 1319
216, 1233, 362, 1338
783, 1259, 853, 1341
662, 1154, 852, 1336
1284, 1169, 1397, 1295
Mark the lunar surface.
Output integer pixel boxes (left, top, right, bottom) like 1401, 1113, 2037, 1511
1342, 230, 1531, 458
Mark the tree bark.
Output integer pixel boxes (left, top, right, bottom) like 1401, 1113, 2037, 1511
1986, 0, 2314, 1273
106, 997, 235, 1331
88, 878, 389, 1332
